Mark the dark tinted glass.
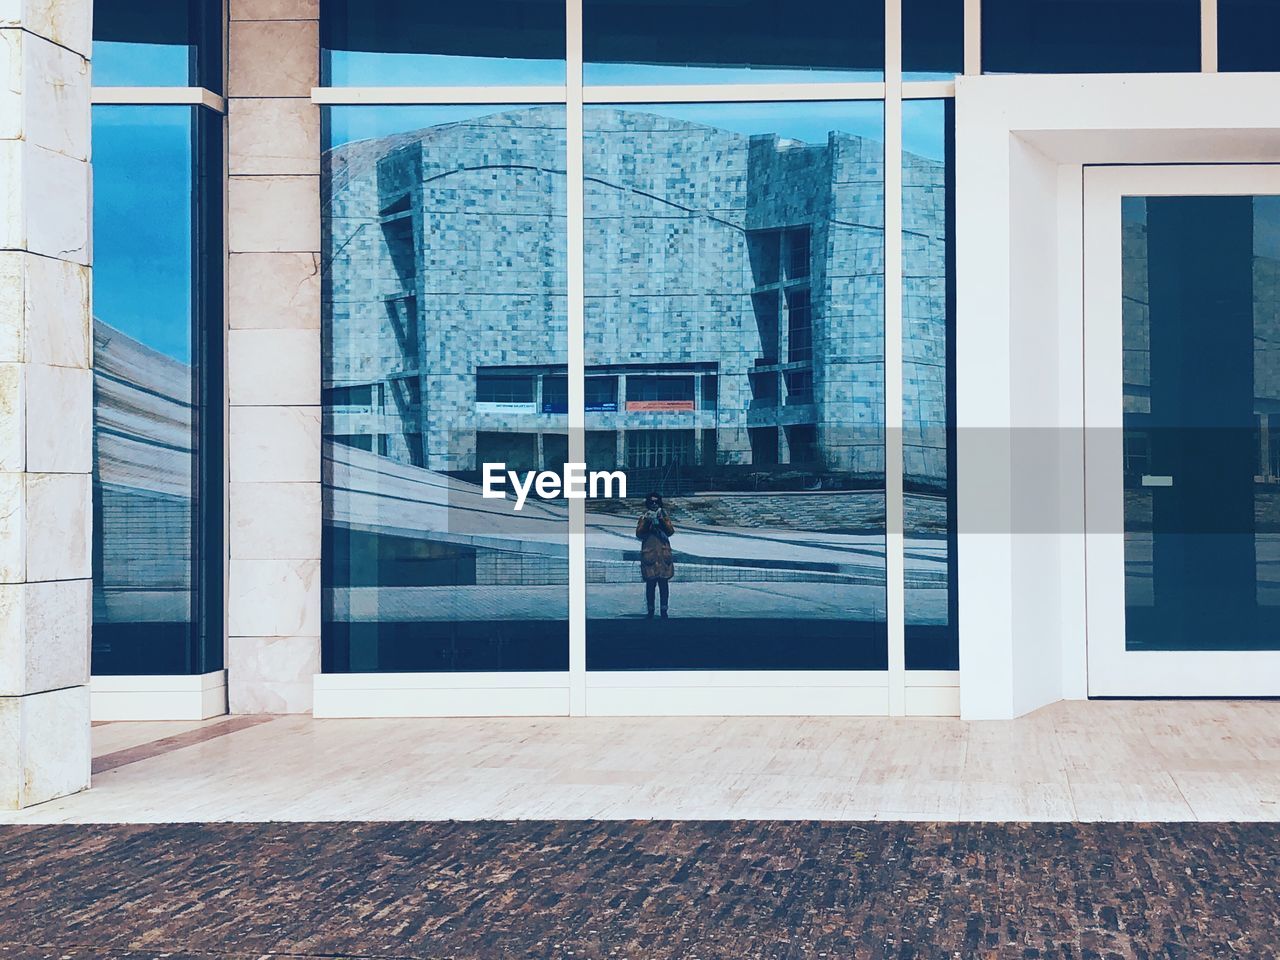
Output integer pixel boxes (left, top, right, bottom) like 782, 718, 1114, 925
1220, 0, 1280, 71
321, 0, 566, 86
322, 105, 569, 673
904, 0, 964, 78
1121, 194, 1280, 652
903, 100, 957, 670
92, 0, 220, 89
91, 106, 223, 675
983, 0, 1200, 74
584, 0, 884, 83
583, 102, 888, 671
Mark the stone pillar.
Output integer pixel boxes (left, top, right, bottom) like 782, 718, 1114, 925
225, 0, 321, 713
0, 0, 93, 808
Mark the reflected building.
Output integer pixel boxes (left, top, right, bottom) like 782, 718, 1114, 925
323, 107, 947, 492
91, 319, 195, 672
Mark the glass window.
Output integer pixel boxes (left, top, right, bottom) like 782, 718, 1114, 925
476, 372, 537, 405
903, 0, 964, 78
91, 105, 223, 675
626, 376, 695, 407
1120, 194, 1280, 652
542, 373, 569, 413
322, 104, 569, 673
585, 375, 619, 411
584, 101, 887, 670
787, 289, 812, 363
1220, 0, 1280, 72
584, 0, 884, 84
903, 99, 956, 670
982, 0, 1200, 74
92, 0, 220, 89
321, 0, 566, 86
701, 374, 718, 410
626, 430, 696, 468
784, 369, 814, 405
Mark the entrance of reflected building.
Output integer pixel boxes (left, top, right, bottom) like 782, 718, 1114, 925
1084, 164, 1280, 696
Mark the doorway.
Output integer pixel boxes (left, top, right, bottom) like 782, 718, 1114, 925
1084, 164, 1280, 696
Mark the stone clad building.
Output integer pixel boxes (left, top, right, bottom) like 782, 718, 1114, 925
323, 106, 948, 490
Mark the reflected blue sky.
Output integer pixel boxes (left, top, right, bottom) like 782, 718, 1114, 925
585, 64, 882, 84
325, 52, 566, 86
327, 102, 886, 152
92, 40, 191, 85
1257, 196, 1280, 260
325, 104, 520, 148
324, 101, 946, 157
903, 99, 946, 161
324, 53, 890, 87
92, 107, 193, 362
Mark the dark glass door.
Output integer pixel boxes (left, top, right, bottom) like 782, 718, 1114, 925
1122, 193, 1280, 652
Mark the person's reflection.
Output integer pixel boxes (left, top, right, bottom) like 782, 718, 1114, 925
636, 492, 675, 618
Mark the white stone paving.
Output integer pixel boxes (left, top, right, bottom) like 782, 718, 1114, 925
4, 699, 1277, 823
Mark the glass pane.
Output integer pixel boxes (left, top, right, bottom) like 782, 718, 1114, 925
904, 0, 964, 79
903, 100, 956, 670
983, 0, 1200, 74
321, 0, 566, 86
92, 106, 199, 674
1220, 0, 1280, 72
92, 0, 217, 89
1121, 194, 1280, 651
583, 0, 883, 84
584, 102, 887, 671
322, 105, 570, 672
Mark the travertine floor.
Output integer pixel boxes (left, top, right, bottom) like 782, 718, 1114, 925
7, 699, 1279, 823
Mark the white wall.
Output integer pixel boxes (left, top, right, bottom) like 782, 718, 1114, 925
0, 0, 94, 808
955, 72, 1280, 719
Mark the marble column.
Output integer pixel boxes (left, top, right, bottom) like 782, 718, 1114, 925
225, 0, 322, 713
0, 0, 93, 808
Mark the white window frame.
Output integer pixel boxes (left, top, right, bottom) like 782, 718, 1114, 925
88, 3, 231, 722
317, 0, 1236, 718
1083, 162, 1280, 697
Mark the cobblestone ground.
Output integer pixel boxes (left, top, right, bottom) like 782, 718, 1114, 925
0, 821, 1276, 959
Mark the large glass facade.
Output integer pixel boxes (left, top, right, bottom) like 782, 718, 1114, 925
318, 1, 961, 690
321, 105, 571, 672
1219, 0, 1280, 72
321, 0, 566, 86
982, 0, 1200, 74
92, 0, 221, 89
583, 0, 884, 84
582, 102, 888, 670
902, 100, 956, 670
903, 0, 964, 79
91, 105, 223, 675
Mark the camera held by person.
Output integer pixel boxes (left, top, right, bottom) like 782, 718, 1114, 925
635, 492, 675, 618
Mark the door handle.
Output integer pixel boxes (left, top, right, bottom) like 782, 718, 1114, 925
1141, 475, 1174, 487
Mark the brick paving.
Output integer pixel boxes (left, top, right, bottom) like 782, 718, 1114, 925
1, 821, 1277, 959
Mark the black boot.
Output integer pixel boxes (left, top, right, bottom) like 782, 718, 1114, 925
660, 606, 669, 618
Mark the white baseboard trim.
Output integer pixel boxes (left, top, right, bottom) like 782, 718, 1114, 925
904, 686, 962, 716
585, 670, 891, 716
313, 672, 571, 717
309, 670, 951, 717
903, 671, 961, 716
90, 670, 228, 721
905, 670, 960, 687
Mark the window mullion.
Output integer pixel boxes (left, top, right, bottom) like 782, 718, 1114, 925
886, 0, 907, 715
566, 0, 588, 716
